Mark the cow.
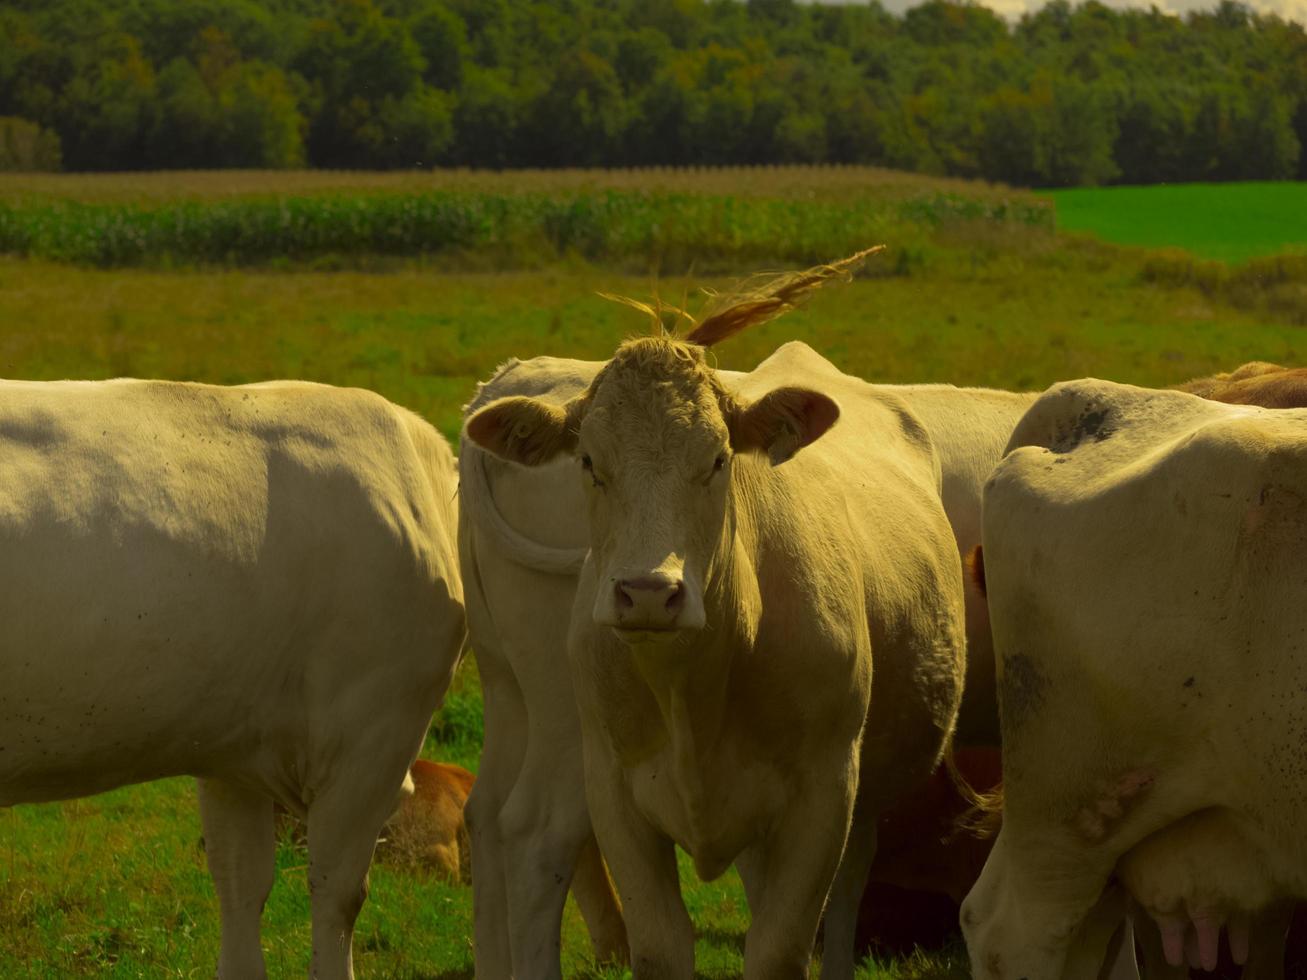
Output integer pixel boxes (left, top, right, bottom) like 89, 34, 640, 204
465, 329, 968, 979
274, 759, 475, 882
0, 378, 466, 980
963, 364, 1307, 980
460, 349, 1034, 976
1132, 362, 1307, 979
1175, 362, 1307, 408
960, 379, 1307, 980
459, 355, 632, 978
384, 760, 475, 881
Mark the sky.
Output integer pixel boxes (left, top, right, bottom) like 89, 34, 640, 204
808, 0, 1307, 25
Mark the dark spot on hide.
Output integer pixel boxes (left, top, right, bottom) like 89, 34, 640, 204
1183, 676, 1195, 688
1079, 409, 1113, 440
1051, 405, 1115, 454
999, 653, 1048, 734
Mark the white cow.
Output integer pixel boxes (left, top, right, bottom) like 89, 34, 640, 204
459, 356, 631, 978
466, 337, 967, 978
459, 350, 1033, 977
0, 379, 466, 980
961, 379, 1307, 980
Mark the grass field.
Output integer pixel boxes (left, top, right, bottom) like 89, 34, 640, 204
2, 167, 1306, 978
1045, 181, 1307, 263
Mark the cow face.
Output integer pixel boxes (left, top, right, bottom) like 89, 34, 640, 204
961, 831, 1130, 980
466, 338, 838, 643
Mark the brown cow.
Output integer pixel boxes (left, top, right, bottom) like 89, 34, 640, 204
1175, 361, 1307, 408
275, 759, 475, 882
384, 760, 474, 881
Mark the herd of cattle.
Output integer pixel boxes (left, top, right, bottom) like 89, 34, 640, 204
1, 276, 1305, 980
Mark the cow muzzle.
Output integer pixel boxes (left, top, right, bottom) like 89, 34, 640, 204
594, 569, 706, 638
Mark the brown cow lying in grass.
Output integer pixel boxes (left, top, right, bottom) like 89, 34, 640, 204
1175, 361, 1307, 408
386, 760, 475, 881
274, 759, 474, 881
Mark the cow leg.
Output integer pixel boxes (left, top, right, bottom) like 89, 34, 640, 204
1100, 916, 1141, 980
1242, 903, 1292, 980
463, 649, 528, 979
585, 759, 693, 979
818, 800, 878, 980
305, 766, 410, 980
736, 849, 765, 911
197, 777, 275, 980
500, 726, 600, 978
1095, 916, 1142, 980
1061, 885, 1132, 980
572, 833, 630, 966
1088, 916, 1140, 980
741, 773, 856, 980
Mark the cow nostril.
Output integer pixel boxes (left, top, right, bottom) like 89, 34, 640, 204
614, 577, 685, 620
665, 582, 685, 613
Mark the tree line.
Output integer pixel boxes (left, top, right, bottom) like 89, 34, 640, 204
2, 0, 1305, 186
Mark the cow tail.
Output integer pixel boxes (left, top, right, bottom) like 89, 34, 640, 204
942, 745, 1004, 842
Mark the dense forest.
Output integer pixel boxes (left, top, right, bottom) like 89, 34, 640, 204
2, 0, 1305, 186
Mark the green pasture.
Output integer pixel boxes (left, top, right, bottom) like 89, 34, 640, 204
1045, 181, 1307, 263
1, 235, 1301, 449
2, 169, 1306, 978
2, 249, 1302, 977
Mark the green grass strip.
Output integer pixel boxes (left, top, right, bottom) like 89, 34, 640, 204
0, 190, 1052, 268
1043, 181, 1307, 263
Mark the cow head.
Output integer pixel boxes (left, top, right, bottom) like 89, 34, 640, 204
465, 337, 838, 643
962, 830, 1132, 980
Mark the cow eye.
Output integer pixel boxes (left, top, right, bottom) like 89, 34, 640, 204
580, 454, 604, 489
703, 453, 727, 485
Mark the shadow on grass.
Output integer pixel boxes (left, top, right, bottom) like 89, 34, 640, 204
698, 926, 747, 953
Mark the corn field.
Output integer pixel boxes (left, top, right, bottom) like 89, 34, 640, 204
0, 168, 1052, 268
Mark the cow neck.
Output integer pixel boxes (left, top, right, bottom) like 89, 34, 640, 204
629, 478, 760, 841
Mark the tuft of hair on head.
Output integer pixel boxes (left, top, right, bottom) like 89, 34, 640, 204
596, 246, 885, 351
596, 292, 694, 338
683, 245, 885, 349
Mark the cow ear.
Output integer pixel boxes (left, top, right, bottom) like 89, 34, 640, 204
465, 395, 580, 466
728, 386, 839, 465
